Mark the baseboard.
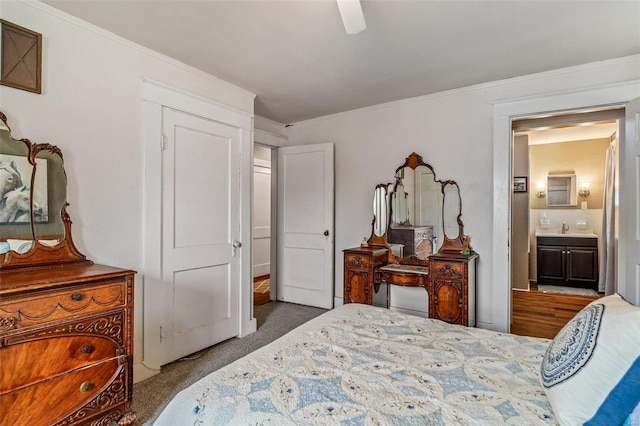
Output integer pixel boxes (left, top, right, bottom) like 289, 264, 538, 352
133, 362, 160, 384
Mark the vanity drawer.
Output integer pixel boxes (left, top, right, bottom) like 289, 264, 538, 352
0, 357, 124, 426
0, 280, 126, 329
0, 334, 120, 393
429, 260, 464, 278
344, 253, 372, 269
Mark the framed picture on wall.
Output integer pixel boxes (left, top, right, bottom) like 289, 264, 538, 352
0, 19, 42, 94
513, 176, 527, 193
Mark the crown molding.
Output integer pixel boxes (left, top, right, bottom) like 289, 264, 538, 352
19, 0, 256, 101
292, 55, 640, 127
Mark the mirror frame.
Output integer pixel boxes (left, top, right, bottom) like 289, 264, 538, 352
387, 152, 468, 258
438, 180, 466, 254
367, 183, 392, 247
0, 112, 87, 269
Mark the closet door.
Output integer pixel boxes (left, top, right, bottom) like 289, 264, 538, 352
159, 108, 241, 364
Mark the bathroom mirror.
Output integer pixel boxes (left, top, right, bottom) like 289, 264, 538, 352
547, 174, 577, 207
0, 111, 86, 269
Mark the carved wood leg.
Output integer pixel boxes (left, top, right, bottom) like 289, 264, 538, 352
118, 412, 137, 426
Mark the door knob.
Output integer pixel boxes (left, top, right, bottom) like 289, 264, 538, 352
232, 239, 242, 257
324, 230, 330, 236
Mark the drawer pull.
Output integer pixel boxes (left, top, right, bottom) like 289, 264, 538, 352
71, 292, 84, 301
80, 345, 94, 354
80, 382, 94, 392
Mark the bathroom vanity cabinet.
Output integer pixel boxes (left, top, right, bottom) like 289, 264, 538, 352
536, 236, 598, 290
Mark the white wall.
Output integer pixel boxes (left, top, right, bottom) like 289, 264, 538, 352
286, 55, 640, 329
0, 1, 255, 381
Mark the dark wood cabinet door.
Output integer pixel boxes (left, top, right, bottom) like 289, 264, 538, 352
433, 280, 462, 323
537, 245, 566, 285
567, 247, 598, 285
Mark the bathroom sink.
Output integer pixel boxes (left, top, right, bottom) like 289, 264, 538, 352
535, 230, 597, 238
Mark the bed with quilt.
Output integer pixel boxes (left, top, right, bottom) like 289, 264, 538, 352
154, 295, 640, 426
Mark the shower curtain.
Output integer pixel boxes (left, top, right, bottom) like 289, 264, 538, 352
599, 143, 616, 294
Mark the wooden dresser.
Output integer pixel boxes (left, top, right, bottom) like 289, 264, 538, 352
343, 248, 477, 326
0, 263, 136, 426
343, 247, 389, 305
428, 253, 478, 327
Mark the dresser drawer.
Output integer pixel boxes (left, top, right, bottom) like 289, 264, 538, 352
0, 280, 125, 329
0, 358, 124, 426
430, 260, 464, 278
0, 334, 120, 394
344, 253, 371, 269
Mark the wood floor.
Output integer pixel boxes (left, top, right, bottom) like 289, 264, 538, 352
253, 274, 270, 306
511, 284, 601, 339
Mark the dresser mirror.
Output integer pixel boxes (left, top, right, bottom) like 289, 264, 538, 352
368, 183, 393, 247
372, 183, 390, 237
385, 152, 467, 258
439, 180, 466, 253
0, 111, 86, 268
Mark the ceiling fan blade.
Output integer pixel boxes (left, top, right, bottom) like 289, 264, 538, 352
336, 0, 366, 35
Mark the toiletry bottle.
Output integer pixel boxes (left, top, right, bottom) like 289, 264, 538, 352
541, 212, 550, 229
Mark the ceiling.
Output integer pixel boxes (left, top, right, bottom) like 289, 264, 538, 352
43, 1, 640, 124
524, 122, 618, 145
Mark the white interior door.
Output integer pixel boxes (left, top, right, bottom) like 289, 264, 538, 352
277, 143, 334, 309
159, 108, 241, 365
621, 97, 640, 305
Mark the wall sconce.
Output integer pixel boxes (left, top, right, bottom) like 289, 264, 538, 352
536, 182, 546, 198
579, 182, 591, 197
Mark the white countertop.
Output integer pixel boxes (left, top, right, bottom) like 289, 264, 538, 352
535, 230, 597, 238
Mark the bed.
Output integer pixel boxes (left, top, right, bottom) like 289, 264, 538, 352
154, 295, 640, 426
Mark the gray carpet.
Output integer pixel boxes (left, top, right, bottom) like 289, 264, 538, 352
133, 301, 328, 425
537, 284, 599, 297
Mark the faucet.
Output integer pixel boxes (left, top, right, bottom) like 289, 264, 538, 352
562, 221, 569, 234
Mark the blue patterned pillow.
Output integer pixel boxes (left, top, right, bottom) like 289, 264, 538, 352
541, 294, 640, 425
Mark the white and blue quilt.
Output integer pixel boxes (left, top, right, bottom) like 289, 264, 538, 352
155, 304, 556, 425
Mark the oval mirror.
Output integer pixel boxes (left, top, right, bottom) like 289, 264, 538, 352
372, 183, 388, 237
443, 182, 461, 240
32, 147, 66, 247
0, 117, 35, 254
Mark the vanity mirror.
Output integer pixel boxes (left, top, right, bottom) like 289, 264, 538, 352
0, 111, 86, 268
386, 152, 467, 257
367, 183, 393, 247
547, 174, 577, 207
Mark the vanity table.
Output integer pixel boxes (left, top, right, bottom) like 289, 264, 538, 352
343, 152, 477, 327
0, 112, 136, 426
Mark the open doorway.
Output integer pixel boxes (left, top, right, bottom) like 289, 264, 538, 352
510, 108, 624, 338
253, 144, 273, 306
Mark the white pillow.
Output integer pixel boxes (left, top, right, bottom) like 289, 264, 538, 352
541, 293, 640, 425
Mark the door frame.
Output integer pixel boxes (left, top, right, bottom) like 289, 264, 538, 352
492, 79, 640, 333
141, 79, 255, 374
253, 126, 288, 302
